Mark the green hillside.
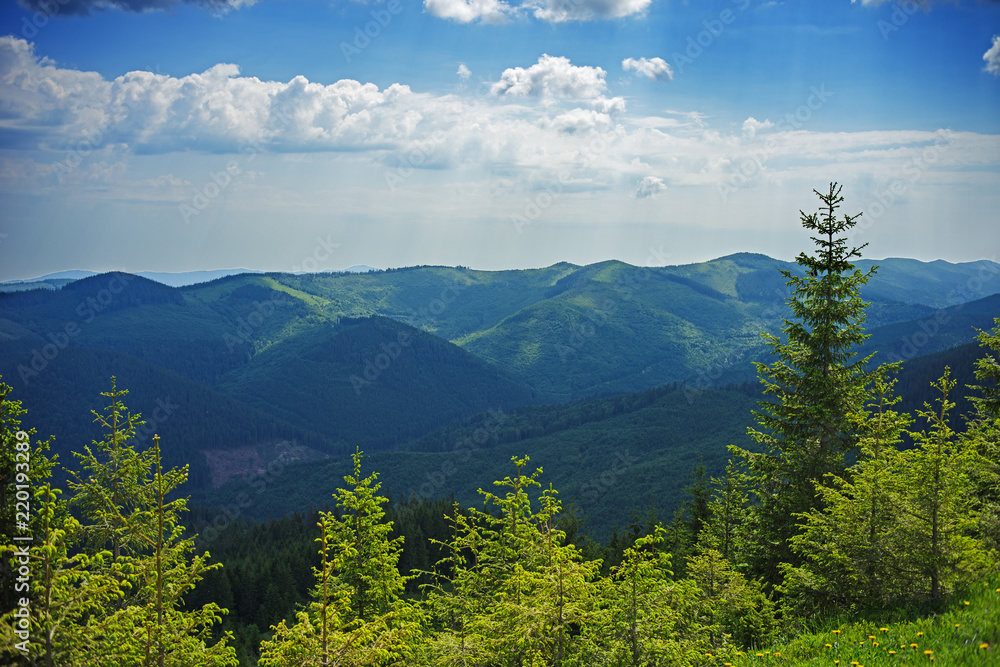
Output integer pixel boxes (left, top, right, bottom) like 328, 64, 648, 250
1, 256, 996, 497
195, 384, 761, 538
0, 346, 333, 489
215, 315, 539, 450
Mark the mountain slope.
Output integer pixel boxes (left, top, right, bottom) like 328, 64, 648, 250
215, 315, 539, 449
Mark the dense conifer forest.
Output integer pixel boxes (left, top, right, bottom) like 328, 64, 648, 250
2, 185, 998, 665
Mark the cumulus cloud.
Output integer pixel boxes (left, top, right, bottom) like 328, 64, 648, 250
16, 0, 255, 15
529, 0, 651, 22
424, 0, 512, 24
741, 117, 774, 139
0, 37, 425, 154
621, 57, 673, 81
457, 63, 472, 81
985, 35, 1000, 76
591, 95, 626, 114
3, 36, 999, 217
424, 0, 649, 23
548, 108, 613, 134
633, 175, 666, 198
490, 54, 608, 99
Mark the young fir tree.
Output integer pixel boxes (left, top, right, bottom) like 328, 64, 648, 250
969, 317, 1000, 419
731, 183, 884, 588
68, 377, 157, 564
586, 525, 713, 667
683, 548, 777, 652
699, 460, 751, 563
894, 369, 991, 604
258, 449, 422, 666
966, 319, 1000, 551
423, 456, 599, 666
0, 377, 56, 615
66, 380, 234, 665
0, 484, 126, 666
781, 377, 912, 614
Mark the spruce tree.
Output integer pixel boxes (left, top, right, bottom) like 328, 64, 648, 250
781, 377, 912, 613
895, 369, 990, 604
258, 449, 422, 666
732, 183, 886, 587
966, 319, 1000, 551
0, 377, 56, 615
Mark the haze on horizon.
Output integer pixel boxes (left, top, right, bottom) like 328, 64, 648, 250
0, 0, 998, 282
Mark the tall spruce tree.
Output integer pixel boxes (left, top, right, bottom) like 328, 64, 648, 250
732, 183, 886, 587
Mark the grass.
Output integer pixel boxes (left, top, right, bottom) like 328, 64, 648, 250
726, 578, 999, 666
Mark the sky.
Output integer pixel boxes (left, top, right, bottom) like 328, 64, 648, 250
0, 0, 998, 280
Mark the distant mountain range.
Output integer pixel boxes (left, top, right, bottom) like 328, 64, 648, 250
1, 254, 997, 532
0, 265, 380, 290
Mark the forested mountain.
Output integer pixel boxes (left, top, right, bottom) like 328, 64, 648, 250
0, 255, 996, 499
3, 233, 998, 666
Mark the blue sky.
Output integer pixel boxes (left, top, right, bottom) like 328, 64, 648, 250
0, 0, 998, 280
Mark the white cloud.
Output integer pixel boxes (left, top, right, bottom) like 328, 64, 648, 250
621, 57, 673, 81
423, 0, 512, 24
633, 175, 666, 198
490, 54, 608, 99
2, 35, 999, 234
457, 63, 472, 81
424, 0, 649, 23
591, 95, 626, 114
548, 108, 613, 134
15, 0, 256, 15
741, 117, 774, 139
528, 0, 652, 22
984, 35, 1000, 76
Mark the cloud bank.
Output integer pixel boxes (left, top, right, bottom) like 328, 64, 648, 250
2, 37, 998, 215
423, 0, 651, 23
16, 0, 255, 16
